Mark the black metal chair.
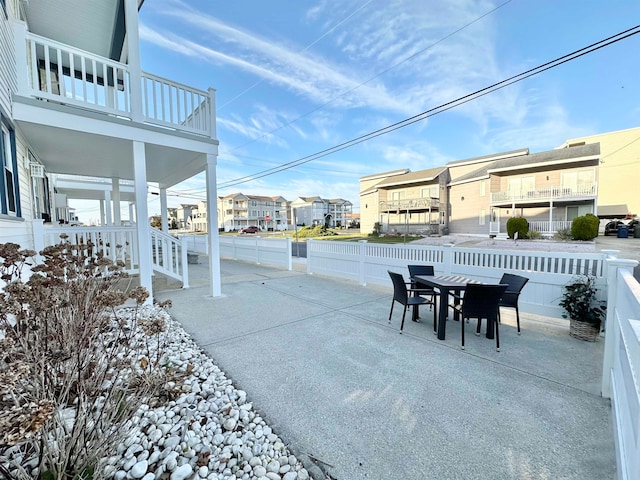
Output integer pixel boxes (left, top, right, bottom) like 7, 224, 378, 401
498, 273, 529, 335
457, 283, 508, 351
407, 265, 437, 329
388, 271, 436, 334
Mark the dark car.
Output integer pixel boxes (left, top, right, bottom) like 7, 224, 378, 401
604, 220, 625, 236
627, 219, 639, 235
240, 226, 259, 234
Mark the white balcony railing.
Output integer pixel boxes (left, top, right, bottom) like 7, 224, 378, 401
380, 197, 440, 211
491, 184, 597, 204
527, 220, 573, 233
21, 32, 214, 137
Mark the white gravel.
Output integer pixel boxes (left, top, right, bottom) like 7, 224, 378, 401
410, 234, 597, 253
103, 305, 311, 480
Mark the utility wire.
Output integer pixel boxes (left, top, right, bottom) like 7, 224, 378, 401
217, 0, 375, 111
217, 25, 640, 190
223, 0, 513, 155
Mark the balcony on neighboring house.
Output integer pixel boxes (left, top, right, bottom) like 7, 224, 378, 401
14, 30, 215, 139
491, 184, 597, 207
379, 197, 440, 212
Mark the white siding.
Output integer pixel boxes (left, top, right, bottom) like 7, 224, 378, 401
15, 130, 33, 221
0, 218, 32, 247
0, 0, 17, 116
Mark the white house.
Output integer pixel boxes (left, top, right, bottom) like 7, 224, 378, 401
0, 0, 221, 298
290, 196, 353, 228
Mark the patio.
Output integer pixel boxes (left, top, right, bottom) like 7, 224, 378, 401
155, 258, 615, 479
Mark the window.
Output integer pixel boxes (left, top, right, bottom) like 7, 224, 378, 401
480, 180, 486, 197
421, 185, 439, 199
1, 123, 18, 216
479, 209, 486, 225
561, 169, 595, 194
508, 176, 534, 197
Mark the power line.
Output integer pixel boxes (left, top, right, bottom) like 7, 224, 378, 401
217, 25, 640, 189
224, 0, 513, 156
217, 0, 375, 111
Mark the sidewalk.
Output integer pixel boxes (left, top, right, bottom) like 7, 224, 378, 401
155, 258, 615, 479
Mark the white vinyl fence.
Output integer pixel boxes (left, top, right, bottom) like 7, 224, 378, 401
179, 234, 292, 271
602, 259, 640, 480
307, 240, 611, 318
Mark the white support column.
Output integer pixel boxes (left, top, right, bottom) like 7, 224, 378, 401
160, 187, 169, 233
133, 141, 152, 302
124, 0, 144, 122
104, 190, 113, 226
549, 200, 553, 234
100, 200, 105, 226
205, 154, 222, 297
208, 88, 217, 140
129, 202, 135, 223
13, 21, 30, 97
112, 178, 121, 226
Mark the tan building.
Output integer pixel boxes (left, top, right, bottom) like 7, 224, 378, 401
361, 141, 607, 237
559, 126, 640, 218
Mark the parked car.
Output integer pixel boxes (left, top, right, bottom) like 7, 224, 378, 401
240, 226, 259, 234
627, 219, 639, 235
604, 220, 626, 236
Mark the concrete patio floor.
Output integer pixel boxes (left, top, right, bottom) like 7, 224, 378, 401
154, 258, 616, 479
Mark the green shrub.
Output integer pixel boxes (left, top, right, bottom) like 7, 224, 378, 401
571, 215, 598, 240
369, 222, 381, 237
296, 225, 338, 238
526, 230, 543, 239
506, 217, 529, 239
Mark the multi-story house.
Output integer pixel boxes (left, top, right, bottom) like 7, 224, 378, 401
361, 142, 604, 237
217, 193, 288, 231
0, 0, 222, 298
559, 126, 640, 219
176, 203, 198, 230
290, 196, 353, 228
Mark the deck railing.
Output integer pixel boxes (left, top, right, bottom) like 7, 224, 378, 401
491, 184, 597, 204
32, 222, 139, 273
20, 31, 213, 137
150, 229, 189, 288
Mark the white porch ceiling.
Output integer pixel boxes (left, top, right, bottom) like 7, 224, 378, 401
25, 0, 120, 59
17, 118, 209, 186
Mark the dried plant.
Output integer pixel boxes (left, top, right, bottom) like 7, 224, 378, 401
0, 240, 172, 479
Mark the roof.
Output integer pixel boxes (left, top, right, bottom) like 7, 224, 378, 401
450, 143, 600, 185
360, 169, 409, 181
446, 148, 529, 167
373, 167, 446, 188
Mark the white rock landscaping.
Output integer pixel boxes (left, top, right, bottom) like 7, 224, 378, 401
106, 305, 311, 480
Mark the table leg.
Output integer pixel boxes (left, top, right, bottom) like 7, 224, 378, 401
437, 287, 449, 340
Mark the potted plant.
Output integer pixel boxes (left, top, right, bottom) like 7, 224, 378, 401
559, 275, 606, 341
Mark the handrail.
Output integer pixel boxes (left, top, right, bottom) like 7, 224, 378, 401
150, 229, 189, 288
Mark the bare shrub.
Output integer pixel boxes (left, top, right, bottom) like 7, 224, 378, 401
0, 240, 172, 479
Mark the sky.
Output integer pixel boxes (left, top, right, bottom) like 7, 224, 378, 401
71, 0, 640, 220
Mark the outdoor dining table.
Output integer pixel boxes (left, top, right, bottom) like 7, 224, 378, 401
412, 274, 486, 341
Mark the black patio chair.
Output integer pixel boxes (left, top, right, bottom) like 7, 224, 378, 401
498, 273, 529, 335
407, 265, 437, 327
388, 271, 436, 334
457, 283, 508, 351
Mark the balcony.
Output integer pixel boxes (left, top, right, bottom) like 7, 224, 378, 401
379, 197, 440, 212
491, 184, 597, 205
16, 31, 215, 138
